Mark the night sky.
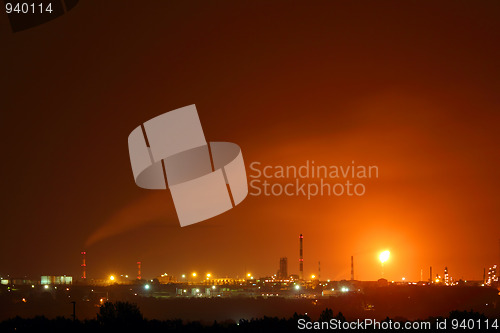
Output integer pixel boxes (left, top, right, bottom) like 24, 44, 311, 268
1, 1, 499, 282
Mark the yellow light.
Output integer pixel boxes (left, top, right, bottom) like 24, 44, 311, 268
311, 275, 316, 279
206, 273, 211, 278
435, 278, 440, 283
247, 273, 251, 277
379, 250, 390, 263
192, 273, 197, 277
109, 275, 115, 281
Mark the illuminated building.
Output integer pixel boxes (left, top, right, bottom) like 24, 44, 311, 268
157, 273, 177, 284
40, 276, 72, 285
278, 257, 288, 280
444, 267, 449, 286
486, 265, 498, 286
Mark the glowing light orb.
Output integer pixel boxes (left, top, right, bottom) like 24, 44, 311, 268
379, 250, 390, 263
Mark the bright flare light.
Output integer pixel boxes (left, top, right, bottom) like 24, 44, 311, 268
109, 275, 115, 281
379, 250, 390, 263
192, 273, 197, 277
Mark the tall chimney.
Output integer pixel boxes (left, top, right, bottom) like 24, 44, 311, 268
429, 266, 433, 283
350, 256, 354, 280
299, 234, 303, 280
81, 251, 86, 280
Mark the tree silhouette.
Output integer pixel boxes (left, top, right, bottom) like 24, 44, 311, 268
97, 301, 143, 328
335, 311, 346, 321
449, 310, 487, 321
319, 308, 334, 321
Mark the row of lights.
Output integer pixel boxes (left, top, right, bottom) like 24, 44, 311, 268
105, 250, 390, 283
109, 273, 351, 283
108, 272, 255, 281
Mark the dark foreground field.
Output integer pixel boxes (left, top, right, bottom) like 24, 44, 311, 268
0, 305, 497, 333
1, 285, 498, 322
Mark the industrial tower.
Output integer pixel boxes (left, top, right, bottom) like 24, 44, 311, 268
299, 234, 303, 280
81, 251, 86, 280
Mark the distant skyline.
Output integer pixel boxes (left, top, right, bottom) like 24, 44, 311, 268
2, 1, 500, 282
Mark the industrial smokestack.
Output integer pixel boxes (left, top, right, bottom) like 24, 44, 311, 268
429, 266, 432, 283
299, 234, 303, 280
81, 251, 86, 280
137, 261, 142, 280
351, 256, 354, 280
